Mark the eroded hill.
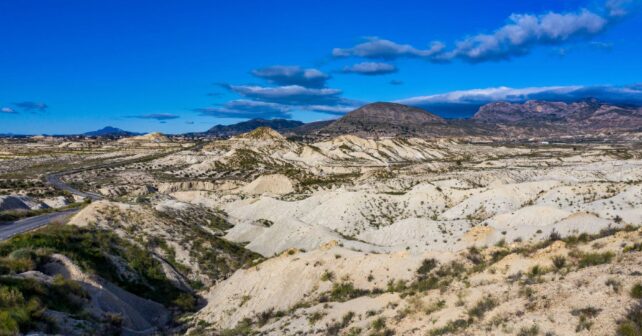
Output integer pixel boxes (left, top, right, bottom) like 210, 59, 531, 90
2, 127, 642, 335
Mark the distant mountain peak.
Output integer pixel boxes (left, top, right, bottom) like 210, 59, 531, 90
84, 126, 139, 137
347, 102, 444, 122
320, 102, 446, 137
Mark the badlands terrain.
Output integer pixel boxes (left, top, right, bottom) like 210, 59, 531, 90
1, 102, 642, 335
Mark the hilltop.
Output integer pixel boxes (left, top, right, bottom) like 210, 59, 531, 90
319, 102, 446, 137
206, 118, 304, 137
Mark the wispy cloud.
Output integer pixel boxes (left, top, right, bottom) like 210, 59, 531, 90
397, 84, 642, 117
13, 101, 48, 112
342, 62, 398, 75
195, 98, 358, 119
606, 0, 636, 17
1, 107, 17, 114
333, 37, 444, 60
589, 41, 614, 50
195, 100, 292, 119
128, 113, 180, 121
305, 104, 355, 115
251, 65, 330, 88
389, 80, 404, 86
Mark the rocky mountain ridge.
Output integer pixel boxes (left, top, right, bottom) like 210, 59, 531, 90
474, 99, 642, 130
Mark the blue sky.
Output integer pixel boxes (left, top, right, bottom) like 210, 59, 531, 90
1, 0, 641, 134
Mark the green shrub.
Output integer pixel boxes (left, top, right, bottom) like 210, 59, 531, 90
551, 255, 566, 270
467, 296, 497, 319
577, 251, 614, 268
307, 311, 326, 325
428, 319, 470, 336
417, 258, 438, 276
371, 317, 386, 331
606, 278, 622, 293
0, 224, 193, 309
320, 270, 334, 282
329, 282, 368, 302
631, 283, 642, 299
173, 293, 197, 311
617, 302, 642, 336
0, 310, 20, 336
571, 307, 601, 332
220, 318, 253, 336
517, 324, 540, 336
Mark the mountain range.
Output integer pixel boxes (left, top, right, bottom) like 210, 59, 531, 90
34, 99, 642, 139
474, 99, 642, 129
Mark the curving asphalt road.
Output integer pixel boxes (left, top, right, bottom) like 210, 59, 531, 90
45, 173, 104, 201
0, 172, 104, 241
0, 209, 79, 240
0, 171, 103, 241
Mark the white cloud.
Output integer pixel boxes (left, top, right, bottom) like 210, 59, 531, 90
196, 99, 292, 119
334, 1, 629, 63
251, 65, 329, 88
224, 84, 343, 105
441, 9, 608, 62
342, 62, 398, 75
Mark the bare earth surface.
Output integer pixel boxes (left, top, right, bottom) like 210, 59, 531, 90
2, 128, 642, 335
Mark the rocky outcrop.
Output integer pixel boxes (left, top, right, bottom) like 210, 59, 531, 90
158, 181, 219, 193
0, 195, 48, 211
42, 254, 170, 332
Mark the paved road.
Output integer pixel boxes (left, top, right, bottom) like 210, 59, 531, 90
0, 209, 79, 240
45, 173, 103, 201
1, 144, 201, 241
0, 164, 102, 241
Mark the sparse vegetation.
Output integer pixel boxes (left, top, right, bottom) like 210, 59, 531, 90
326, 281, 369, 302
551, 255, 566, 270
428, 319, 471, 336
468, 295, 497, 319
517, 324, 540, 336
0, 224, 195, 307
631, 283, 642, 299
617, 302, 642, 336
576, 251, 614, 268
4, 128, 642, 336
